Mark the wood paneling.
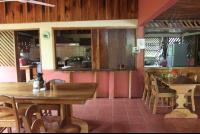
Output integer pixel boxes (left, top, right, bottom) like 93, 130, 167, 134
98, 29, 136, 70
92, 29, 100, 70
99, 29, 108, 69
126, 29, 135, 69
0, 0, 138, 24
108, 29, 119, 69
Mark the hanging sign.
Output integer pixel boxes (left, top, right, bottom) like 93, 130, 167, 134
137, 39, 145, 49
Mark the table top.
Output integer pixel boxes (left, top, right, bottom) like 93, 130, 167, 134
155, 76, 200, 85
0, 82, 98, 101
20, 65, 37, 69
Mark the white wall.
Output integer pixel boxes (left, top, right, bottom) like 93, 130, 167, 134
0, 19, 138, 70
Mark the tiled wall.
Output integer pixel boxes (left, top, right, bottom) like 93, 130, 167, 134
56, 46, 86, 58
21, 47, 40, 62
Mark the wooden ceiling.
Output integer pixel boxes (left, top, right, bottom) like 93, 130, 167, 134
0, 0, 138, 24
154, 0, 200, 20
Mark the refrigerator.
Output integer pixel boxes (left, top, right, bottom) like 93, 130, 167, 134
166, 43, 188, 67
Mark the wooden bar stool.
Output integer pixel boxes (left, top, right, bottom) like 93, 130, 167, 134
149, 74, 176, 114
185, 72, 197, 111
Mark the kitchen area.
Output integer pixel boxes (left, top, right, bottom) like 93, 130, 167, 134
56, 30, 92, 70
17, 30, 41, 82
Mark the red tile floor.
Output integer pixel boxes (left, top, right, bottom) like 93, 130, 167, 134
3, 97, 200, 133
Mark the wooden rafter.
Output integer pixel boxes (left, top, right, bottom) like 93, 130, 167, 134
145, 20, 200, 29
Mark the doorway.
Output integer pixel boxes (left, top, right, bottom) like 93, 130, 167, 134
16, 30, 41, 82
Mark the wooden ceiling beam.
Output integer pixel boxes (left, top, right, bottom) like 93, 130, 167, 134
145, 20, 200, 29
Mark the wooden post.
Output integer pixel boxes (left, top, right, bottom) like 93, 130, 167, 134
129, 71, 132, 99
68, 72, 71, 83
94, 71, 97, 98
109, 72, 115, 99
14, 31, 21, 82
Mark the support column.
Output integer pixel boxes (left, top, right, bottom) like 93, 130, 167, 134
94, 71, 97, 98
109, 72, 115, 99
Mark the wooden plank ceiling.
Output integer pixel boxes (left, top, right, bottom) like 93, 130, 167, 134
145, 0, 200, 30
154, 0, 200, 20
0, 0, 138, 24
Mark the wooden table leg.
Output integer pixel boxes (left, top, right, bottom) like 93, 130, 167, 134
165, 85, 198, 118
25, 69, 31, 82
59, 104, 89, 133
32, 67, 37, 79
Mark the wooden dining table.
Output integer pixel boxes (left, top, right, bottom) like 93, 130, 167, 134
0, 82, 98, 133
155, 76, 200, 118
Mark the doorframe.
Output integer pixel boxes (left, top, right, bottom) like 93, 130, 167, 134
14, 29, 41, 82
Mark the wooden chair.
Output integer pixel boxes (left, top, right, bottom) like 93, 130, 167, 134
180, 70, 188, 77
185, 72, 197, 111
142, 71, 166, 104
142, 72, 151, 104
142, 71, 148, 101
149, 74, 176, 114
18, 79, 65, 117
0, 95, 26, 133
22, 104, 79, 133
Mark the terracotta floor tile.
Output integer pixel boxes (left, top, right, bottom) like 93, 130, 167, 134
144, 116, 153, 124
130, 124, 150, 133
129, 116, 146, 124
113, 110, 127, 116
98, 109, 112, 116
82, 109, 98, 116
155, 125, 176, 133
113, 105, 126, 111
183, 119, 200, 126
147, 124, 157, 133
85, 104, 99, 110
112, 124, 131, 133
93, 123, 112, 133
100, 100, 113, 105
148, 113, 165, 118
141, 110, 149, 117
125, 105, 139, 110
112, 101, 125, 105
81, 115, 97, 125
188, 125, 200, 133
150, 118, 170, 125
96, 116, 112, 124
98, 105, 112, 111
87, 100, 100, 105
172, 125, 194, 133
127, 110, 142, 117
113, 116, 129, 124
167, 119, 188, 126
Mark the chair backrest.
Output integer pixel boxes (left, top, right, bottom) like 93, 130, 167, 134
180, 70, 188, 77
22, 105, 46, 133
188, 72, 197, 82
0, 96, 20, 129
150, 74, 159, 95
47, 79, 65, 83
144, 72, 150, 91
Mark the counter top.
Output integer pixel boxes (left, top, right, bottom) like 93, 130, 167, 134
144, 66, 200, 70
54, 68, 136, 72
